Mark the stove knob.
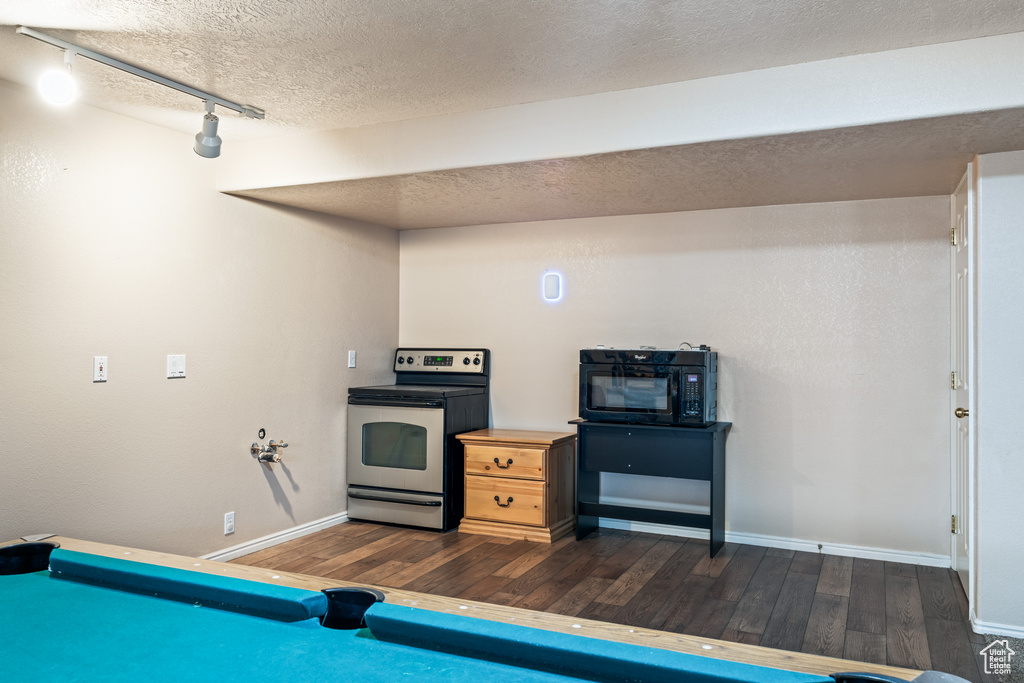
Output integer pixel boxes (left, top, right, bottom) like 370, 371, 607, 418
463, 357, 471, 365
473, 357, 481, 365
406, 356, 414, 365
397, 356, 405, 364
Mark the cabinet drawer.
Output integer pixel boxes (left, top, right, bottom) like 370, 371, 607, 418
465, 445, 545, 480
465, 476, 545, 526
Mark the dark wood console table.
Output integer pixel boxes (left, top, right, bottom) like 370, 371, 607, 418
571, 420, 731, 557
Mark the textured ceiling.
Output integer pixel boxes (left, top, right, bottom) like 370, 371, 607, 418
3, 0, 1024, 135
3, 1, 1024, 228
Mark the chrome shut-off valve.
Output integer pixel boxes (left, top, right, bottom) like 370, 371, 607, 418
251, 439, 288, 463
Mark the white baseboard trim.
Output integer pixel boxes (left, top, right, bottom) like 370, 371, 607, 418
596, 518, 952, 568
200, 512, 952, 569
202, 512, 349, 562
970, 617, 1024, 638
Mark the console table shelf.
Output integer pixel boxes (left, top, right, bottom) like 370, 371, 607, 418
571, 420, 731, 557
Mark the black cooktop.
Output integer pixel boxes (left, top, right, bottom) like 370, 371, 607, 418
348, 383, 486, 399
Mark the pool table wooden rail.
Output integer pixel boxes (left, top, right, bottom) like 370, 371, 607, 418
13, 536, 920, 681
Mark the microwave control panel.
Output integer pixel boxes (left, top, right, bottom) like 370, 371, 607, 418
682, 373, 703, 416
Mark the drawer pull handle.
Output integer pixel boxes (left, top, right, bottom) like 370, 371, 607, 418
494, 496, 514, 508
494, 458, 513, 469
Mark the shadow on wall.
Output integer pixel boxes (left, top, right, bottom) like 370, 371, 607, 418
260, 461, 300, 524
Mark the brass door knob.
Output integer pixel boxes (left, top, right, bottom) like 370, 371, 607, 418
955, 407, 969, 419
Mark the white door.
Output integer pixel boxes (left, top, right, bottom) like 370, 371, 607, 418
950, 165, 974, 597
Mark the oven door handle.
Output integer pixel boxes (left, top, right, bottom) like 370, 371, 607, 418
348, 396, 444, 408
348, 490, 443, 507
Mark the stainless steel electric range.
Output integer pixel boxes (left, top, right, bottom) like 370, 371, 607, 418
346, 348, 490, 531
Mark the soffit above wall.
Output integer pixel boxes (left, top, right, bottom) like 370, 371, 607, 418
228, 109, 1024, 229
219, 33, 1024, 229
4, 3, 1024, 228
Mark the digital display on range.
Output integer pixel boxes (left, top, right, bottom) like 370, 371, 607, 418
423, 356, 453, 367
687, 375, 699, 382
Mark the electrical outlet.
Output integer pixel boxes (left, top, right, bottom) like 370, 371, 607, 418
93, 356, 107, 382
348, 350, 356, 368
224, 511, 235, 535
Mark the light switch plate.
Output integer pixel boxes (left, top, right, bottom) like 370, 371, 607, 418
167, 354, 186, 379
348, 350, 356, 368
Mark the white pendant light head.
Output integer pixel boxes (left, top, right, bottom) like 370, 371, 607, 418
38, 50, 77, 106
194, 103, 222, 158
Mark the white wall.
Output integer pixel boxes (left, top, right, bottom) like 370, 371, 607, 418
974, 150, 1024, 633
400, 197, 951, 557
0, 81, 399, 556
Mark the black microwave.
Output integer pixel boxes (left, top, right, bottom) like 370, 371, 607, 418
579, 347, 718, 427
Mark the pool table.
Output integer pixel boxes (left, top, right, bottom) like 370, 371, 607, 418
0, 536, 947, 683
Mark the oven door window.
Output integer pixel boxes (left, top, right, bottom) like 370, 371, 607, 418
362, 422, 428, 470
588, 372, 672, 413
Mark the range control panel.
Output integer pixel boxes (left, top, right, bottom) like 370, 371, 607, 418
394, 348, 488, 373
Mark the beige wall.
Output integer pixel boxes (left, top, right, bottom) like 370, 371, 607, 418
0, 81, 399, 556
400, 197, 951, 557
0, 73, 959, 566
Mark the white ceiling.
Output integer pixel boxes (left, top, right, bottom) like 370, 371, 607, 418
3, 1, 1024, 228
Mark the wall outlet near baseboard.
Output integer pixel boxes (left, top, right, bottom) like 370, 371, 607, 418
224, 511, 235, 535
93, 356, 107, 382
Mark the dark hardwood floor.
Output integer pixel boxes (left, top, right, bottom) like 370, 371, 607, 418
233, 522, 994, 682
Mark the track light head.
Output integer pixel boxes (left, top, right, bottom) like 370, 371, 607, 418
38, 51, 77, 106
38, 69, 77, 105
193, 111, 221, 158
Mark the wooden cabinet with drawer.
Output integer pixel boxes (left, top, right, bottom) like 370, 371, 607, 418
456, 429, 576, 543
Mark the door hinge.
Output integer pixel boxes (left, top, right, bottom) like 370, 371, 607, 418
951, 226, 958, 246
951, 514, 958, 534
951, 371, 957, 389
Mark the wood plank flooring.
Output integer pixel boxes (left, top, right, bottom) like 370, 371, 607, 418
233, 522, 994, 682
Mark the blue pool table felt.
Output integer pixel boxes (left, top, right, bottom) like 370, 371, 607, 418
0, 548, 837, 683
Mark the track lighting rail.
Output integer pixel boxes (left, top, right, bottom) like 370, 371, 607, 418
15, 25, 265, 120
